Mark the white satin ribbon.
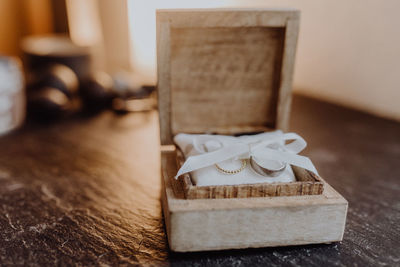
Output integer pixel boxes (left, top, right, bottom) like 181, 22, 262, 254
174, 131, 318, 179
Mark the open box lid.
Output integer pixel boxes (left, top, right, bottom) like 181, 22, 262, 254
157, 8, 300, 145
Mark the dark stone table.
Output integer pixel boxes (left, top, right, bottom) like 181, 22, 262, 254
0, 95, 399, 266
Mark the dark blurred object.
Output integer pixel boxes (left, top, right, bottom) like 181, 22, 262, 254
82, 70, 156, 114
0, 56, 25, 135
21, 35, 157, 120
21, 35, 91, 80
112, 71, 155, 99
126, 85, 155, 99
80, 72, 116, 112
28, 64, 79, 98
26, 63, 79, 121
111, 71, 156, 114
28, 87, 70, 120
22, 35, 88, 121
112, 95, 156, 114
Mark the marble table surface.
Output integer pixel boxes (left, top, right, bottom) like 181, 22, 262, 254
0, 95, 399, 266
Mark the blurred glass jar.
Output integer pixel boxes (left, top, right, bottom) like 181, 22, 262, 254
0, 57, 25, 135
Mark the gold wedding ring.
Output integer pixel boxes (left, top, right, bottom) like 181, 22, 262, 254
215, 160, 247, 175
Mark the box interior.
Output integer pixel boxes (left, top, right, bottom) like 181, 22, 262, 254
170, 26, 285, 135
174, 147, 323, 199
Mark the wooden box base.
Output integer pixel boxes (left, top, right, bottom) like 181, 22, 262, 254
162, 149, 348, 252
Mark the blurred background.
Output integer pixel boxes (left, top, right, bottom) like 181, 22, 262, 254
0, 0, 399, 134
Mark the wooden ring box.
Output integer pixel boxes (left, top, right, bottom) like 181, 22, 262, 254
157, 8, 348, 252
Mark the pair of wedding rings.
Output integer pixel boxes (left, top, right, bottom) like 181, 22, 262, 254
202, 141, 286, 177
215, 157, 286, 177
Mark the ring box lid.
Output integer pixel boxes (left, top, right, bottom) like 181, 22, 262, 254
157, 8, 300, 145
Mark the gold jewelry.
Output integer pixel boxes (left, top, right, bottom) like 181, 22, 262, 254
215, 160, 247, 175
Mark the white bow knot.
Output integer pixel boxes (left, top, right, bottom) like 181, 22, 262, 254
174, 131, 318, 179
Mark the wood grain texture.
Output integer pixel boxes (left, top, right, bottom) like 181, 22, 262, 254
156, 17, 172, 145
157, 9, 300, 144
162, 150, 347, 252
170, 26, 284, 135
157, 8, 300, 28
175, 148, 323, 199
276, 19, 299, 131
0, 95, 399, 265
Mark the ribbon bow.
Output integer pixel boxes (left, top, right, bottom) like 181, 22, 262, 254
174, 131, 318, 179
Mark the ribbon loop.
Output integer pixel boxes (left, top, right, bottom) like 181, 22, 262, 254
174, 131, 318, 179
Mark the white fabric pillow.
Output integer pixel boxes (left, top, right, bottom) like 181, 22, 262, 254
174, 132, 296, 186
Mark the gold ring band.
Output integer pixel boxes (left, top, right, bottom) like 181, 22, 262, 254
215, 160, 247, 175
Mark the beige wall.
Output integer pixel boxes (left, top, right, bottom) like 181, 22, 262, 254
233, 0, 400, 120
127, 0, 400, 120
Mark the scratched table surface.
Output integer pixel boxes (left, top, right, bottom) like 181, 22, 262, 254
0, 95, 399, 266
